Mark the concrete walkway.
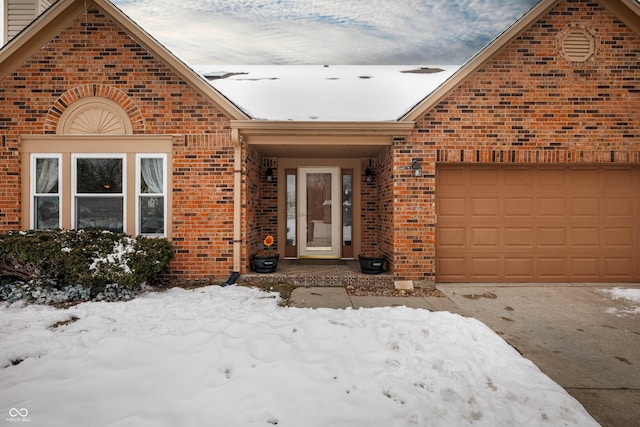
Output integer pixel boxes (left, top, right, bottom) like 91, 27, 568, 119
289, 284, 640, 427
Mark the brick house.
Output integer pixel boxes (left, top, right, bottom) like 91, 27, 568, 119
1, 0, 638, 284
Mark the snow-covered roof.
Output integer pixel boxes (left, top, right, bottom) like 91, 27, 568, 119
194, 65, 460, 121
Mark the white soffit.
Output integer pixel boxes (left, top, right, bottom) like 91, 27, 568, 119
194, 65, 460, 121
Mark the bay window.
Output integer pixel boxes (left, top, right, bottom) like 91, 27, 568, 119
23, 135, 172, 238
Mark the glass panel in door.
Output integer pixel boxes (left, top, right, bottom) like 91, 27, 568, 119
285, 170, 297, 258
298, 167, 341, 258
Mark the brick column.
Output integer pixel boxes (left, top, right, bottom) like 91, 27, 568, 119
390, 136, 437, 283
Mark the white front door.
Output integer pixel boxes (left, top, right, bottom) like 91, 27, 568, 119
298, 167, 341, 258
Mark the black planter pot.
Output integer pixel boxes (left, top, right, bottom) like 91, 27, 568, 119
358, 255, 385, 274
252, 254, 280, 273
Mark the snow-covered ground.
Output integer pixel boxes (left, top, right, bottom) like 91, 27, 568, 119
1, 286, 598, 427
602, 287, 640, 316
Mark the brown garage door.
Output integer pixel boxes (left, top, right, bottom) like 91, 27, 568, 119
436, 166, 640, 282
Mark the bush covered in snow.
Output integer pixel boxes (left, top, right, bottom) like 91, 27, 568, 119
0, 229, 173, 304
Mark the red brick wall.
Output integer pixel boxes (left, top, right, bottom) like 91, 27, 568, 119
395, 0, 640, 281
259, 158, 279, 249
243, 151, 280, 269
0, 7, 236, 278
0, 134, 20, 230
376, 146, 394, 267
241, 144, 258, 271
360, 160, 378, 255
386, 137, 437, 282
171, 134, 235, 278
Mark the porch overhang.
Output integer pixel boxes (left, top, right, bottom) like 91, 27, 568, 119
231, 120, 415, 157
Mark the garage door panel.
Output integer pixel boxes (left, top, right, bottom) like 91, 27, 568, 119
437, 257, 466, 281
504, 258, 534, 279
571, 169, 600, 188
438, 256, 466, 277
538, 169, 566, 186
505, 168, 533, 185
436, 166, 639, 282
571, 227, 599, 247
472, 198, 499, 216
538, 228, 567, 248
505, 198, 533, 216
571, 258, 600, 279
539, 198, 566, 217
438, 227, 465, 247
470, 258, 500, 278
471, 228, 499, 247
571, 198, 599, 217
605, 198, 633, 217
604, 258, 634, 278
438, 198, 465, 217
505, 228, 533, 248
438, 167, 465, 186
604, 227, 633, 247
605, 169, 633, 187
537, 257, 566, 278
470, 168, 497, 185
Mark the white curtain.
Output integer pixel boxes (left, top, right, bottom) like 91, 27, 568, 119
140, 158, 163, 194
36, 158, 58, 194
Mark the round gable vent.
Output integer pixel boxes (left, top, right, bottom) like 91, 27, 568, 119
561, 28, 595, 62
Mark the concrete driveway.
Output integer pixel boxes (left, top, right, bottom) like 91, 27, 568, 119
289, 283, 639, 426
437, 284, 640, 427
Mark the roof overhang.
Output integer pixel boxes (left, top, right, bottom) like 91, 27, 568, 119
602, 0, 640, 35
232, 120, 415, 157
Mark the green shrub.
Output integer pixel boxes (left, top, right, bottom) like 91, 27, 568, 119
127, 236, 174, 287
0, 229, 173, 302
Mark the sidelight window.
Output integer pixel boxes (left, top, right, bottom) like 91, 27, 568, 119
137, 154, 166, 236
31, 155, 61, 229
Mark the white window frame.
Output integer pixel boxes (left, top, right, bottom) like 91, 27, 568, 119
136, 153, 167, 237
30, 153, 62, 229
71, 153, 127, 232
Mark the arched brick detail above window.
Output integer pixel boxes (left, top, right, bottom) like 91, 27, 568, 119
44, 84, 145, 134
57, 97, 133, 135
